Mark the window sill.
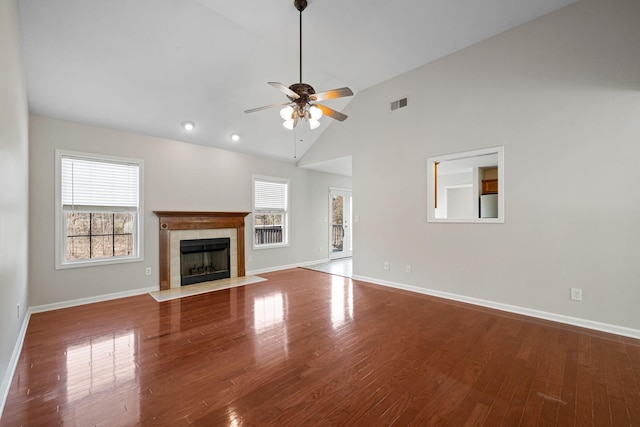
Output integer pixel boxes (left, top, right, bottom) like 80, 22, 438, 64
56, 255, 142, 270
252, 243, 290, 251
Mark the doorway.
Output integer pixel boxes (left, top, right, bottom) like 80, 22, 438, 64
329, 188, 352, 260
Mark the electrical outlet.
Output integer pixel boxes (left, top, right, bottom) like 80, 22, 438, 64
570, 288, 583, 301
145, 267, 151, 276
354, 215, 360, 222
405, 265, 411, 273
248, 255, 252, 262
319, 246, 323, 253
384, 262, 390, 270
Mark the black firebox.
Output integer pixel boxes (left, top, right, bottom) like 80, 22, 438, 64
179, 238, 230, 286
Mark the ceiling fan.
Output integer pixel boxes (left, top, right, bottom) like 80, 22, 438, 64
244, 0, 353, 130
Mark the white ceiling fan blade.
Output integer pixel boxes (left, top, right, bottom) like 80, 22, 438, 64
315, 104, 348, 122
268, 82, 300, 99
310, 87, 353, 102
244, 101, 291, 114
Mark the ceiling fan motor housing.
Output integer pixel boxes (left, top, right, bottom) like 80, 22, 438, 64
288, 82, 315, 108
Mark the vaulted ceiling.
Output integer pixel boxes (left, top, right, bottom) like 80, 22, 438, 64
18, 0, 575, 164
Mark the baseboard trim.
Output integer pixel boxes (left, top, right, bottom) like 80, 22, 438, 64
352, 275, 640, 340
29, 286, 157, 314
0, 309, 31, 419
247, 258, 329, 275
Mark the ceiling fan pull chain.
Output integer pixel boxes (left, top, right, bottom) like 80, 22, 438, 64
293, 127, 298, 159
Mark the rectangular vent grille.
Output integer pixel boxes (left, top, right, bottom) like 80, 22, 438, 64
390, 97, 408, 111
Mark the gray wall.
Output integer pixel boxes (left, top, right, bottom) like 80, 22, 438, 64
300, 0, 640, 331
28, 115, 351, 307
0, 0, 29, 408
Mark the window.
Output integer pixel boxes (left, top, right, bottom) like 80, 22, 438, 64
253, 175, 289, 248
55, 150, 143, 268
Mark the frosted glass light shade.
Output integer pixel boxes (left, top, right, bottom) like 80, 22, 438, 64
280, 106, 294, 120
309, 118, 321, 129
283, 119, 295, 130
309, 105, 322, 120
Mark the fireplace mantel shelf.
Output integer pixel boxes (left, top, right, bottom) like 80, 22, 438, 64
154, 211, 250, 218
153, 211, 250, 291
154, 211, 250, 229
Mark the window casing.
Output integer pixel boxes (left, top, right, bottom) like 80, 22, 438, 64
55, 150, 143, 269
253, 175, 289, 249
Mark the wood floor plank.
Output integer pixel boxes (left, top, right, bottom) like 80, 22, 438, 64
1, 268, 639, 426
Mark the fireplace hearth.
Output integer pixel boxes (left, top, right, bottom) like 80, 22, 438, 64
180, 238, 230, 286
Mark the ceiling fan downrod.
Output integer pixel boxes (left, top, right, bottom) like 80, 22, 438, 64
295, 0, 307, 84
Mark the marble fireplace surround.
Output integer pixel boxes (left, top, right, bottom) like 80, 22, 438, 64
153, 211, 250, 291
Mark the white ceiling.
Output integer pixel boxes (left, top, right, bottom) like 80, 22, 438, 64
17, 0, 575, 167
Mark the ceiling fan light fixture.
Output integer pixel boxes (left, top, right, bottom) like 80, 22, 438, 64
283, 119, 295, 130
309, 105, 322, 120
280, 106, 294, 120
309, 118, 321, 130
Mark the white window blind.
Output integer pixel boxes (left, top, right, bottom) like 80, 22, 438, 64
56, 150, 143, 268
254, 179, 287, 211
253, 176, 289, 248
61, 156, 139, 210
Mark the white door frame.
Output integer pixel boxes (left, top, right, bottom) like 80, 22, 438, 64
329, 188, 352, 260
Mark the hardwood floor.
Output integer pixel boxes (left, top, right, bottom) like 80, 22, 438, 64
2, 268, 639, 426
304, 258, 353, 278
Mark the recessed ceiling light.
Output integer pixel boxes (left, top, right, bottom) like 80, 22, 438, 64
181, 121, 195, 131
230, 133, 240, 142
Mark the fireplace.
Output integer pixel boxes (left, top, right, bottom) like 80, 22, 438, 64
180, 238, 230, 286
153, 211, 250, 291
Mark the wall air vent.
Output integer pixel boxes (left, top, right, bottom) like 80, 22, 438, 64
390, 97, 408, 112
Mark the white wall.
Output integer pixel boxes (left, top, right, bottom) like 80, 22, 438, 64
0, 0, 29, 411
300, 0, 640, 331
28, 115, 351, 306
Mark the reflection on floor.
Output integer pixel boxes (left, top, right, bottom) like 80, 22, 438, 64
304, 257, 352, 278
149, 275, 266, 302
